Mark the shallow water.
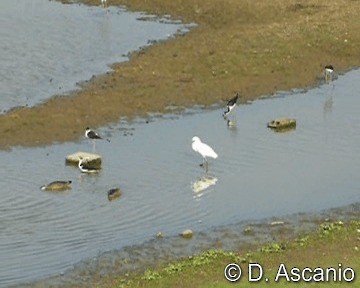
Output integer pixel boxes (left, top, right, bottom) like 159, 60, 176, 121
0, 0, 187, 113
1, 70, 360, 286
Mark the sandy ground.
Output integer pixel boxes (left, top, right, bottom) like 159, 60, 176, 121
1, 0, 360, 149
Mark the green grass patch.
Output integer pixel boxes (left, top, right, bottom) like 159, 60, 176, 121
112, 220, 359, 288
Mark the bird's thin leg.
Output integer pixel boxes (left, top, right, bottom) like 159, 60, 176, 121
201, 157, 208, 170
325, 73, 332, 84
92, 140, 96, 153
204, 161, 209, 173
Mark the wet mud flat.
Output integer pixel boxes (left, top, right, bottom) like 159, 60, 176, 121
1, 0, 360, 149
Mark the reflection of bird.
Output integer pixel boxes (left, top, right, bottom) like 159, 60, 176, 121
223, 93, 239, 118
78, 158, 101, 173
85, 127, 102, 152
192, 136, 218, 167
323, 95, 333, 116
227, 119, 237, 129
41, 180, 72, 191
101, 0, 107, 7
324, 65, 334, 83
192, 176, 218, 193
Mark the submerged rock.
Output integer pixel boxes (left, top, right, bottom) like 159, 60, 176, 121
270, 221, 285, 226
65, 152, 102, 169
180, 229, 193, 239
40, 180, 72, 192
267, 117, 296, 131
156, 231, 164, 239
107, 188, 122, 201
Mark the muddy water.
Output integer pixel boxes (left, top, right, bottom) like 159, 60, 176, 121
1, 70, 360, 287
0, 0, 187, 113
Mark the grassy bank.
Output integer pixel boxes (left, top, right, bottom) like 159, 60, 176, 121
97, 220, 359, 287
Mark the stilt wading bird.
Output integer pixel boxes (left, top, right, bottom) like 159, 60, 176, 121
85, 127, 102, 152
191, 136, 218, 168
78, 158, 101, 174
223, 93, 240, 118
324, 65, 334, 83
40, 180, 72, 191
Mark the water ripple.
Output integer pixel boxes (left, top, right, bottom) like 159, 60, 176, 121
0, 68, 360, 286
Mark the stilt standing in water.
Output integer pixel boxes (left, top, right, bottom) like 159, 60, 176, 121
223, 93, 240, 118
78, 158, 101, 174
85, 127, 102, 152
324, 65, 334, 83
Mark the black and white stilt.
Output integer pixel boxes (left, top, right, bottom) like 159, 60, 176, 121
85, 127, 102, 152
78, 158, 101, 174
324, 65, 334, 83
223, 93, 240, 118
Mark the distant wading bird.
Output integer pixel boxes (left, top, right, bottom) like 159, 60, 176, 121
324, 65, 334, 83
85, 127, 102, 152
78, 158, 101, 174
101, 0, 107, 8
192, 136, 218, 168
223, 93, 240, 118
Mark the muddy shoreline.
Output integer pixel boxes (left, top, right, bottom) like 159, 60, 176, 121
1, 0, 360, 149
20, 203, 360, 287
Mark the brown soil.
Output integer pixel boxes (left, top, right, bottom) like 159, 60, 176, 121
1, 0, 360, 149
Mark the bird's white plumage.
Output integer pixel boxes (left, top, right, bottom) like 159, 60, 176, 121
192, 136, 218, 160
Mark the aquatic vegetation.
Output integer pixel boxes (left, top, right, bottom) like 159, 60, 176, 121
260, 242, 286, 253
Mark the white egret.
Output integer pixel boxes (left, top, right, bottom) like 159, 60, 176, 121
191, 136, 218, 167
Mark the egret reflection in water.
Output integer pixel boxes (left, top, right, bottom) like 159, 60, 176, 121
192, 175, 218, 195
